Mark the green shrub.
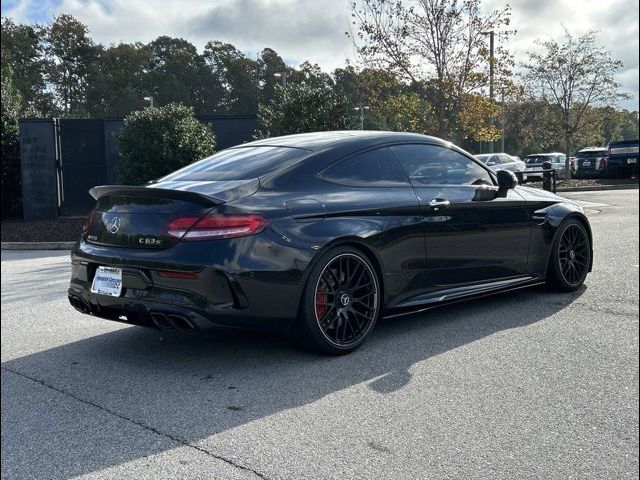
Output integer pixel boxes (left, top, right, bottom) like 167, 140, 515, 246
257, 83, 357, 138
116, 103, 215, 185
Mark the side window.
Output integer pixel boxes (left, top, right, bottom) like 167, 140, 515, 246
500, 155, 513, 164
390, 144, 494, 186
485, 155, 500, 165
320, 147, 410, 187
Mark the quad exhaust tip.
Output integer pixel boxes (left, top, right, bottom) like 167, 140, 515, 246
69, 295, 92, 314
149, 311, 195, 331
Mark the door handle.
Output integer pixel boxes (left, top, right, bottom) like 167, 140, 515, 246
428, 198, 451, 210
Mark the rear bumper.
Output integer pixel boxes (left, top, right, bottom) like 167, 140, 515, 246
607, 158, 638, 171
68, 235, 313, 333
574, 169, 605, 177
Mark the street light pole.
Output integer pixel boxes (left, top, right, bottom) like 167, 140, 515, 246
482, 30, 495, 153
354, 106, 370, 130
274, 71, 287, 89
143, 96, 154, 108
501, 88, 506, 153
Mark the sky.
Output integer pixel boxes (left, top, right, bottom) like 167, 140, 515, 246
2, 0, 638, 110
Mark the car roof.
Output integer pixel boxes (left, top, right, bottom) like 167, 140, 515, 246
578, 147, 607, 152
233, 130, 451, 151
525, 153, 564, 157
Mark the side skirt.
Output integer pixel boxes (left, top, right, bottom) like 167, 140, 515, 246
383, 277, 546, 319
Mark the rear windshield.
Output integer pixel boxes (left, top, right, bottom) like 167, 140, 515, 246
576, 150, 607, 158
159, 146, 311, 181
525, 155, 561, 163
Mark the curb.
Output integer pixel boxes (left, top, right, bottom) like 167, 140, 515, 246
1, 241, 75, 250
556, 184, 639, 192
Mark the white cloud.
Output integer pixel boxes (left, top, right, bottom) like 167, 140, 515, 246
486, 0, 639, 110
2, 0, 638, 109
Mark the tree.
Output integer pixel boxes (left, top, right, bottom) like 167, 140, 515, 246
258, 48, 289, 106
145, 36, 220, 114
596, 107, 640, 144
333, 66, 404, 130
288, 61, 333, 89
1, 53, 23, 218
203, 41, 259, 114
117, 103, 216, 185
350, 0, 513, 141
46, 14, 100, 116
85, 43, 151, 117
0, 18, 53, 115
257, 82, 357, 137
522, 29, 629, 175
618, 110, 640, 140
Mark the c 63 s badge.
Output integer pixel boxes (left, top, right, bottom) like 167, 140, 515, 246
138, 237, 162, 246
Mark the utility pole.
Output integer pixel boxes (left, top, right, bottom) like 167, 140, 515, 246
501, 88, 506, 153
354, 106, 370, 130
482, 30, 495, 153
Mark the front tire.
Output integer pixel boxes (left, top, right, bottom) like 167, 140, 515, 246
546, 218, 591, 292
294, 246, 381, 355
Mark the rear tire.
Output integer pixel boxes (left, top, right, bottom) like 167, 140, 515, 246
294, 246, 381, 355
546, 218, 591, 292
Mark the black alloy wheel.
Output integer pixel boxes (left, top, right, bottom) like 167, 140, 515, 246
296, 247, 381, 354
558, 224, 590, 286
547, 219, 591, 292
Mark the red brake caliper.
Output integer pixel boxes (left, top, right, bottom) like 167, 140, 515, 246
315, 280, 328, 319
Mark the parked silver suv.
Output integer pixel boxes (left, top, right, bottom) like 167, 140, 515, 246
524, 153, 568, 180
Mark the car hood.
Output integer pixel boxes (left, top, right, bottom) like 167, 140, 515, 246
515, 186, 582, 208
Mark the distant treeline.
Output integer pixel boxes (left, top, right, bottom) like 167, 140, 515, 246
1, 13, 638, 156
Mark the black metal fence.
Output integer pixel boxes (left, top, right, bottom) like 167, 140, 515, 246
18, 116, 258, 220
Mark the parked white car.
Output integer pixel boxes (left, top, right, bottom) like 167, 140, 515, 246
475, 153, 526, 174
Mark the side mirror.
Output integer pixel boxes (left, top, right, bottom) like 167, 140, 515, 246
497, 170, 518, 190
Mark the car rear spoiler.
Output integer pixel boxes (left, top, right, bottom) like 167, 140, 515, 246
89, 185, 223, 206
89, 178, 260, 206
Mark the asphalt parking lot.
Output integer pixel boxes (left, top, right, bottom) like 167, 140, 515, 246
2, 189, 638, 480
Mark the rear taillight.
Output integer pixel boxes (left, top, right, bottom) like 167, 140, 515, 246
82, 211, 95, 234
167, 214, 269, 241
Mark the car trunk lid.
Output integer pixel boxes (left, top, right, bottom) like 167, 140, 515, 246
85, 179, 259, 249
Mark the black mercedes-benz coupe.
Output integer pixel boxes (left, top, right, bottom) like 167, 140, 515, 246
68, 131, 593, 354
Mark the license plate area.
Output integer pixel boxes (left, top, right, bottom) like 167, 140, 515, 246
628, 158, 637, 164
91, 266, 123, 297
582, 161, 591, 167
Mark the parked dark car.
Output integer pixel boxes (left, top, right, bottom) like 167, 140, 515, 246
607, 140, 639, 178
68, 131, 593, 354
573, 147, 608, 178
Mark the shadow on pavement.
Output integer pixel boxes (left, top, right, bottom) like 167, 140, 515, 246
2, 285, 585, 479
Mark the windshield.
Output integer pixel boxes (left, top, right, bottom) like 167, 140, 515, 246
577, 150, 607, 158
159, 146, 311, 181
525, 156, 548, 164
475, 154, 497, 164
